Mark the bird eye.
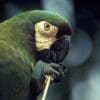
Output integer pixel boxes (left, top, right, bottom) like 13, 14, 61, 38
44, 23, 50, 31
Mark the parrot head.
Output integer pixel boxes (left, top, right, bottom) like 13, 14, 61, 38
28, 10, 73, 63
17, 10, 72, 63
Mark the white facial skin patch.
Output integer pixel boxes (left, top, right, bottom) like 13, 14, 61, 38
35, 21, 59, 51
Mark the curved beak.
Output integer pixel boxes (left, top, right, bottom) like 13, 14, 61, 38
50, 36, 70, 63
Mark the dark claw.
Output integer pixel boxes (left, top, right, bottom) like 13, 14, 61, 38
42, 63, 66, 82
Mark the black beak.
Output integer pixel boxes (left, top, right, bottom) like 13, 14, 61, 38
36, 36, 70, 63
50, 37, 70, 63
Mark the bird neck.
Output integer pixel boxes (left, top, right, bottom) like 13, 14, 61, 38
0, 18, 37, 69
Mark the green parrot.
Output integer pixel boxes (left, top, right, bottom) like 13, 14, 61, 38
0, 10, 72, 100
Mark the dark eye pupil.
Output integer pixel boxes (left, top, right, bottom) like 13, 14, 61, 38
45, 24, 49, 28
44, 23, 50, 29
